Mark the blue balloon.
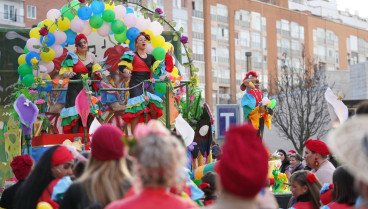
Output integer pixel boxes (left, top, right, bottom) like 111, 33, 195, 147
61, 43, 66, 48
91, 0, 105, 15
77, 6, 92, 20
126, 8, 134, 14
38, 80, 52, 93
129, 41, 135, 51
65, 29, 77, 45
126, 27, 140, 41
40, 33, 55, 47
25, 51, 40, 66
19, 75, 24, 82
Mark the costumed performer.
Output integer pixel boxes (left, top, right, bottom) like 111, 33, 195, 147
59, 34, 102, 133
118, 32, 174, 132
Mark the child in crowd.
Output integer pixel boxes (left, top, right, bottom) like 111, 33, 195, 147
289, 170, 322, 209
199, 171, 219, 206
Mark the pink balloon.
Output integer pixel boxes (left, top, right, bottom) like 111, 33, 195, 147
124, 13, 137, 28
114, 5, 126, 19
26, 38, 41, 53
145, 43, 154, 54
33, 65, 48, 77
54, 31, 67, 45
40, 61, 55, 73
46, 9, 61, 20
149, 21, 163, 36
97, 22, 111, 37
52, 45, 63, 58
70, 18, 84, 33
136, 16, 151, 31
82, 21, 92, 36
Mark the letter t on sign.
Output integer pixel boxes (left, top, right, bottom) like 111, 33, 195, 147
220, 112, 234, 132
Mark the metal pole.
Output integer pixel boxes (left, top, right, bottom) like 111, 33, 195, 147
165, 81, 170, 129
246, 52, 252, 72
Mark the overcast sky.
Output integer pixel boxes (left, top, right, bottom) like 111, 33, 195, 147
336, 0, 368, 18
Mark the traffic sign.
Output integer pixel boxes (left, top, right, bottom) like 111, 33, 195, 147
215, 104, 242, 139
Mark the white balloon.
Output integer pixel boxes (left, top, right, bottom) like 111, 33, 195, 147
40, 61, 55, 73
82, 21, 92, 36
34, 65, 48, 77
124, 13, 137, 28
54, 31, 67, 45
149, 21, 163, 36
70, 18, 84, 33
114, 5, 126, 19
97, 22, 111, 37
52, 45, 63, 58
261, 97, 269, 106
136, 16, 151, 31
145, 42, 154, 54
175, 114, 195, 147
46, 9, 61, 20
26, 38, 41, 53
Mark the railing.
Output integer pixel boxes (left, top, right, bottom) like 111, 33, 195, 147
193, 32, 204, 40
219, 78, 230, 84
211, 15, 217, 21
192, 10, 203, 18
193, 53, 204, 61
0, 12, 24, 23
217, 15, 228, 23
218, 57, 230, 63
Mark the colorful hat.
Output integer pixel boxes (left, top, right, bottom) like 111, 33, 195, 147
243, 71, 258, 81
51, 146, 74, 166
10, 154, 33, 180
75, 33, 88, 47
91, 124, 125, 161
219, 123, 268, 198
288, 150, 296, 154
305, 139, 330, 155
328, 116, 368, 184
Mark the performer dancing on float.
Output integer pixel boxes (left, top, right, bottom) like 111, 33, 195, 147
119, 32, 173, 132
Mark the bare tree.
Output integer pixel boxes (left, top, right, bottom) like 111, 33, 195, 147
270, 53, 330, 155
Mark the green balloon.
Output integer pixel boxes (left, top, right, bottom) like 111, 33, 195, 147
89, 14, 103, 29
37, 22, 42, 28
155, 82, 167, 94
18, 64, 33, 76
24, 46, 29, 53
152, 47, 166, 61
61, 1, 80, 20
111, 20, 126, 34
102, 9, 115, 23
270, 99, 277, 109
22, 74, 35, 87
114, 31, 127, 43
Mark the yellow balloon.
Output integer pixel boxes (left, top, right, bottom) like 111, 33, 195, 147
18, 54, 27, 65
171, 66, 179, 76
44, 74, 51, 80
41, 19, 56, 33
57, 17, 71, 31
143, 29, 154, 39
105, 2, 115, 10
151, 35, 165, 48
126, 39, 130, 44
37, 202, 53, 209
162, 42, 174, 52
40, 48, 55, 62
29, 28, 41, 39
92, 28, 97, 32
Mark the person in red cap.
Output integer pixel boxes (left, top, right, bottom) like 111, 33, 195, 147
15, 145, 74, 209
106, 120, 198, 209
206, 123, 273, 209
118, 33, 174, 133
60, 124, 133, 209
304, 139, 335, 184
0, 154, 33, 209
288, 149, 297, 158
59, 33, 103, 134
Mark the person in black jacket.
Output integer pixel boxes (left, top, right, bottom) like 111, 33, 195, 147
277, 149, 290, 173
286, 154, 305, 179
0, 155, 33, 209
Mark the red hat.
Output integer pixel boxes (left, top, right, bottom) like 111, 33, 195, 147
10, 154, 33, 180
75, 33, 88, 47
51, 146, 74, 166
305, 139, 330, 155
134, 32, 151, 44
91, 124, 125, 161
243, 71, 258, 81
219, 124, 268, 198
288, 150, 297, 154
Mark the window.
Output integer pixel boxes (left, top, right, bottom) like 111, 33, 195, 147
277, 39, 282, 53
174, 19, 187, 36
192, 19, 203, 33
317, 28, 325, 43
282, 38, 290, 53
252, 52, 262, 69
210, 5, 217, 15
252, 32, 261, 49
217, 4, 228, 16
251, 12, 261, 31
299, 26, 304, 40
291, 22, 299, 38
281, 19, 290, 36
192, 40, 204, 54
4, 4, 15, 20
350, 35, 358, 52
218, 25, 228, 40
192, 0, 203, 11
211, 26, 217, 36
174, 0, 181, 8
240, 30, 250, 47
276, 21, 281, 34
291, 40, 300, 55
261, 17, 266, 31
263, 36, 267, 50
336, 51, 339, 64
212, 48, 217, 62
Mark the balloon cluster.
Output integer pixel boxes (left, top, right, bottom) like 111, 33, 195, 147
18, 0, 176, 89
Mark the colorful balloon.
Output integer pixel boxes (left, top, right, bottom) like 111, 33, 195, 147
41, 19, 56, 33
57, 17, 71, 31
114, 5, 126, 19
124, 13, 137, 28
33, 65, 48, 77
129, 41, 135, 51
104, 2, 115, 10
126, 8, 134, 14
77, 6, 92, 20
145, 43, 154, 54
24, 46, 29, 53
155, 82, 167, 94
126, 27, 140, 41
152, 47, 166, 61
40, 61, 55, 73
46, 9, 61, 20
270, 99, 277, 109
81, 21, 93, 36
97, 22, 111, 37
54, 31, 67, 45
40, 48, 55, 62
162, 42, 173, 52
26, 51, 40, 66
37, 201, 53, 209
70, 18, 85, 33
151, 35, 165, 48
114, 31, 127, 43
51, 45, 63, 58
29, 28, 41, 39
149, 21, 163, 36
40, 33, 55, 47
143, 29, 154, 39
136, 16, 151, 31
26, 38, 41, 53
65, 29, 77, 45
102, 9, 115, 22
61, 1, 80, 21
91, 0, 105, 15
18, 54, 27, 65
18, 64, 33, 76
111, 20, 126, 34
22, 74, 35, 87
89, 15, 104, 29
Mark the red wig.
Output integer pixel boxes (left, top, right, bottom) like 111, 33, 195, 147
75, 34, 88, 47
243, 70, 259, 81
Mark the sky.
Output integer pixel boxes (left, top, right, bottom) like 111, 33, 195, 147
335, 0, 368, 18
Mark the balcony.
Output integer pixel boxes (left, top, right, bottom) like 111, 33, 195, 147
219, 78, 230, 84
192, 10, 203, 19
218, 38, 229, 44
211, 35, 217, 41
193, 53, 204, 61
192, 32, 204, 40
217, 15, 228, 23
218, 57, 230, 63
0, 12, 25, 28
211, 15, 217, 21
281, 30, 290, 37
